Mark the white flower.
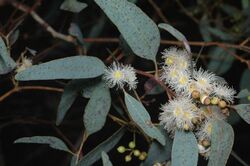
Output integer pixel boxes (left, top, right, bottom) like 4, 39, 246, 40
159, 96, 200, 132
212, 83, 236, 103
160, 67, 191, 93
15, 56, 33, 73
193, 68, 218, 94
161, 47, 191, 71
196, 119, 213, 141
103, 62, 137, 90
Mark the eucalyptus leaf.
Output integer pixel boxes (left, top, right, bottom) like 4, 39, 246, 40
240, 69, 250, 103
69, 23, 84, 45
236, 89, 250, 98
15, 56, 105, 81
84, 83, 111, 135
14, 136, 72, 154
207, 47, 235, 75
9, 29, 20, 46
199, 16, 212, 42
60, 0, 88, 13
207, 27, 235, 41
94, 0, 160, 61
158, 23, 190, 53
101, 152, 113, 166
143, 127, 172, 166
81, 80, 102, 98
56, 79, 87, 125
208, 120, 234, 166
0, 36, 16, 74
77, 128, 125, 166
124, 92, 165, 145
232, 104, 250, 124
171, 131, 198, 166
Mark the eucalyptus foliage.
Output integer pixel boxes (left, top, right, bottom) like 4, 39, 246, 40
0, 0, 250, 166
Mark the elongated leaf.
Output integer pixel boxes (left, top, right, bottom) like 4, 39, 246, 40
81, 80, 102, 98
240, 69, 250, 103
207, 27, 235, 41
69, 23, 84, 45
158, 23, 190, 53
208, 120, 234, 166
14, 136, 72, 154
101, 152, 113, 166
232, 104, 250, 124
207, 47, 235, 75
124, 92, 165, 145
56, 79, 87, 125
236, 89, 250, 98
199, 16, 212, 42
172, 131, 198, 166
15, 56, 105, 81
77, 128, 125, 166
84, 83, 111, 135
0, 36, 16, 74
94, 0, 160, 61
143, 127, 172, 165
60, 0, 88, 13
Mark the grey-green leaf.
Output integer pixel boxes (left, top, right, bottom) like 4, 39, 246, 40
240, 69, 250, 103
14, 136, 72, 154
158, 23, 190, 53
56, 79, 87, 125
207, 47, 234, 75
94, 0, 160, 61
84, 83, 111, 135
15, 56, 105, 81
101, 152, 113, 166
0, 36, 16, 74
171, 131, 198, 166
124, 92, 165, 145
143, 127, 172, 166
236, 89, 250, 98
60, 0, 88, 13
232, 104, 250, 124
208, 120, 234, 166
77, 128, 125, 166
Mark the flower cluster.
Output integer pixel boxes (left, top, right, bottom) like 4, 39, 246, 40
159, 47, 236, 158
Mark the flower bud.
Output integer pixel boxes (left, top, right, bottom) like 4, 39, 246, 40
192, 90, 200, 99
125, 155, 132, 162
202, 140, 210, 147
133, 149, 140, 157
221, 108, 230, 116
117, 146, 126, 153
191, 117, 199, 125
138, 152, 147, 161
183, 124, 190, 131
211, 97, 219, 105
200, 94, 210, 105
128, 141, 136, 149
218, 100, 227, 108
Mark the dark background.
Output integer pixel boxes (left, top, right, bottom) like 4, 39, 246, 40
0, 0, 250, 165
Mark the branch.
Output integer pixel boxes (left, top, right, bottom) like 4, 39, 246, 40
9, 0, 75, 43
0, 86, 63, 102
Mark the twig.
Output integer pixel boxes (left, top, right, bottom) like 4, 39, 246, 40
0, 86, 63, 102
148, 0, 168, 23
231, 150, 249, 166
9, 0, 75, 43
136, 69, 174, 100
75, 131, 88, 164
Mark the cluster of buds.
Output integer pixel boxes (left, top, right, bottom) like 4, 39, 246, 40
117, 140, 147, 162
159, 47, 236, 158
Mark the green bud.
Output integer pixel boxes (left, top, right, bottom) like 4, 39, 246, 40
128, 141, 136, 149
133, 149, 140, 157
117, 146, 126, 153
125, 155, 132, 162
